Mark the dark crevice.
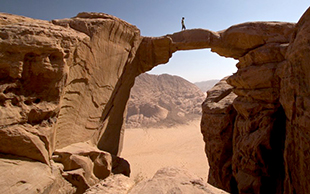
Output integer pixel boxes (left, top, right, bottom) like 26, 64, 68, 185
24, 100, 32, 105
68, 78, 89, 85
261, 105, 286, 193
34, 98, 41, 104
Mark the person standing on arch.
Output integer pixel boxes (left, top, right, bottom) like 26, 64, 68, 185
181, 17, 186, 30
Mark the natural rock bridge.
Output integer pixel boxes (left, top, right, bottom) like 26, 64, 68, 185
1, 8, 310, 193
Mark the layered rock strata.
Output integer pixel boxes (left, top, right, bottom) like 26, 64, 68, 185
201, 77, 237, 192
1, 6, 310, 194
202, 7, 310, 194
0, 12, 141, 193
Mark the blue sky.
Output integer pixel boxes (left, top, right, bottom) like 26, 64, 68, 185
1, 1, 309, 82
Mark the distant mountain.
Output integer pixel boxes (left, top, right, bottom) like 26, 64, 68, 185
126, 73, 205, 128
194, 80, 219, 93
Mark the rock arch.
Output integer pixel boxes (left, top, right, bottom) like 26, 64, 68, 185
1, 7, 310, 193
91, 17, 297, 193
95, 20, 295, 155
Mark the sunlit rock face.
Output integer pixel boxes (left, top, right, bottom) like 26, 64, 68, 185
1, 6, 310, 194
202, 7, 310, 194
0, 12, 142, 193
0, 12, 142, 157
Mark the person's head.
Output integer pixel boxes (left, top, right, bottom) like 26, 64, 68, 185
182, 17, 184, 19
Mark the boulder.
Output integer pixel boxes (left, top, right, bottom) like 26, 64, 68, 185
84, 174, 135, 194
111, 155, 131, 177
0, 125, 50, 164
0, 154, 75, 194
128, 167, 218, 194
53, 142, 113, 193
215, 22, 294, 58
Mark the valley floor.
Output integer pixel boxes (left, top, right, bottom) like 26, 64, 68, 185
121, 119, 227, 193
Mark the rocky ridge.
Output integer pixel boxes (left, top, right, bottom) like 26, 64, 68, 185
195, 79, 219, 93
126, 73, 205, 128
0, 7, 310, 193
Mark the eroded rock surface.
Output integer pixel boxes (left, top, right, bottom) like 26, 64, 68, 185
84, 174, 135, 194
51, 13, 142, 153
201, 6, 310, 194
126, 73, 205, 128
0, 154, 75, 194
0, 13, 85, 161
128, 167, 218, 194
52, 142, 112, 193
1, 6, 310, 194
280, 7, 310, 194
201, 77, 237, 192
0, 12, 141, 193
52, 142, 130, 193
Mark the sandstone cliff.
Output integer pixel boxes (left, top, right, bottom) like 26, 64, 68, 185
126, 73, 205, 128
1, 6, 310, 194
201, 7, 310, 194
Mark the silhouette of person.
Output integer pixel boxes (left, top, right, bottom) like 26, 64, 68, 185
181, 17, 186, 30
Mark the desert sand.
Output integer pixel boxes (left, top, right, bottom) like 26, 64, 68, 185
121, 119, 227, 193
